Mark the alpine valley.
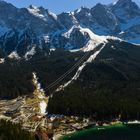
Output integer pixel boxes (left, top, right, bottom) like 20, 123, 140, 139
0, 0, 140, 139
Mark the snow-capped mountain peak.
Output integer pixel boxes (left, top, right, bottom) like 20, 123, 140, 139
66, 26, 122, 52
0, 0, 139, 58
8, 51, 21, 60
80, 28, 123, 52
114, 0, 139, 8
112, 0, 140, 19
27, 5, 48, 21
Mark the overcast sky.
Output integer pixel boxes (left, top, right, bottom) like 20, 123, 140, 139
4, 0, 140, 14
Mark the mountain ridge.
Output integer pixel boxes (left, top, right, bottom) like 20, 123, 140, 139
0, 0, 140, 58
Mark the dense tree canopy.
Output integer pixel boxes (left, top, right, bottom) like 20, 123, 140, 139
0, 120, 35, 140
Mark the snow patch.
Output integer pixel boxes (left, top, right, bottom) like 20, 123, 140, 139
50, 48, 56, 52
111, 45, 116, 49
48, 11, 57, 20
27, 6, 48, 21
70, 48, 81, 52
8, 51, 21, 60
119, 31, 125, 35
56, 45, 105, 91
63, 26, 107, 52
63, 26, 76, 38
64, 26, 121, 52
76, 8, 82, 13
43, 35, 50, 43
128, 120, 140, 124
79, 27, 107, 52
113, 1, 117, 5
24, 46, 36, 60
0, 58, 5, 64
39, 101, 47, 115
32, 72, 47, 115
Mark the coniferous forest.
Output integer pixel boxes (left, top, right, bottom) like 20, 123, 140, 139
0, 41, 140, 120
0, 120, 35, 140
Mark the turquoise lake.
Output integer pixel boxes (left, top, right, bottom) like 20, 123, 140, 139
60, 124, 140, 140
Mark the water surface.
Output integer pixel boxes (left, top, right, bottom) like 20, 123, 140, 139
60, 124, 140, 140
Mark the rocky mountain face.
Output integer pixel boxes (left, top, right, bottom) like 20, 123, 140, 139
111, 0, 140, 43
0, 0, 140, 58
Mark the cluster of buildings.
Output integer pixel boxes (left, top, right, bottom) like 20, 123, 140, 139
0, 72, 122, 140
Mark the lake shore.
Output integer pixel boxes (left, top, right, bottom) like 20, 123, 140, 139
58, 122, 140, 140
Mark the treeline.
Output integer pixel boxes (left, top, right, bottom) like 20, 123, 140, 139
0, 49, 85, 99
0, 120, 35, 140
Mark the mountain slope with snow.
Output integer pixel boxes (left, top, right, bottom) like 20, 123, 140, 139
0, 0, 140, 59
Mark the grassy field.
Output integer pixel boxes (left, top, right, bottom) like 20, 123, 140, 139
60, 124, 140, 140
